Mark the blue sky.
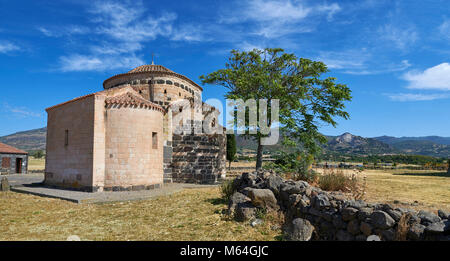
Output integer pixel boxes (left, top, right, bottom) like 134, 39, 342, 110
0, 0, 449, 137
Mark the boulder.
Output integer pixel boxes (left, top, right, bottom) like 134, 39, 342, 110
425, 222, 445, 234
280, 183, 306, 202
283, 218, 315, 241
385, 209, 402, 222
355, 235, 367, 241
367, 235, 381, 241
311, 194, 331, 209
336, 230, 354, 241
360, 221, 373, 236
228, 192, 251, 215
234, 202, 257, 222
380, 228, 395, 241
344, 200, 367, 210
347, 219, 360, 235
418, 210, 440, 225
265, 175, 283, 197
342, 207, 359, 221
247, 189, 279, 210
437, 210, 450, 220
1, 177, 9, 192
357, 208, 373, 221
370, 211, 395, 229
332, 214, 347, 229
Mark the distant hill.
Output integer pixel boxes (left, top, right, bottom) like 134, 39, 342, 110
0, 127, 46, 152
236, 132, 450, 158
324, 133, 396, 155
374, 136, 450, 158
1, 127, 449, 158
375, 135, 450, 145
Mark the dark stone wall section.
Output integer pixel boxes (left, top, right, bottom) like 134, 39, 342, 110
171, 131, 226, 184
163, 145, 173, 183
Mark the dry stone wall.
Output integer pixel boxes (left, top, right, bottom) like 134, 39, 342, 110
228, 171, 450, 241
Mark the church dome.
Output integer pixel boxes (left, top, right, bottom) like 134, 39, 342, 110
128, 64, 174, 74
103, 64, 203, 91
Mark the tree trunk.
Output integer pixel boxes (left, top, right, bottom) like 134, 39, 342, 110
229, 161, 232, 170
256, 137, 264, 171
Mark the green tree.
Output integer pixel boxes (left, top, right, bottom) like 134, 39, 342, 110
226, 133, 237, 170
201, 48, 352, 170
33, 150, 44, 159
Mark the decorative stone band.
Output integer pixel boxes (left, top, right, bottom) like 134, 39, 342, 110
105, 92, 164, 113
103, 183, 162, 192
103, 69, 203, 91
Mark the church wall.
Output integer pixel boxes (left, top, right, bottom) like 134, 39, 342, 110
103, 105, 164, 190
171, 130, 227, 184
45, 95, 96, 191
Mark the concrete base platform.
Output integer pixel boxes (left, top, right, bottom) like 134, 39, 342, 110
11, 182, 217, 204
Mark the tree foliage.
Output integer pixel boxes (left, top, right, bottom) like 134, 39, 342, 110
200, 48, 352, 170
226, 133, 237, 169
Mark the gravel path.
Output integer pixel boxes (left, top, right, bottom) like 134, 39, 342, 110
3, 174, 217, 204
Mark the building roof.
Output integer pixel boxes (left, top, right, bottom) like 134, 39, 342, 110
45, 93, 96, 112
105, 92, 164, 112
103, 64, 203, 91
0, 142, 28, 154
128, 64, 174, 73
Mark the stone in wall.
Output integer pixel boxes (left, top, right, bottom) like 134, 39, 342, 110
228, 170, 450, 241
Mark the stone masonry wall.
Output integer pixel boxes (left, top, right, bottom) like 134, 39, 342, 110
45, 95, 96, 190
0, 153, 28, 174
229, 171, 450, 241
104, 105, 164, 190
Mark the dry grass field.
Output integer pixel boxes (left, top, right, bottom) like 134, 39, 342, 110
1, 159, 447, 240
313, 168, 450, 211
28, 157, 45, 172
362, 169, 450, 211
0, 187, 282, 241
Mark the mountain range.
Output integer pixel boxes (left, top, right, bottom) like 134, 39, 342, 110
1, 127, 449, 158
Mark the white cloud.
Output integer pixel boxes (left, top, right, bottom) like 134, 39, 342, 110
317, 49, 412, 75
55, 0, 208, 72
402, 63, 450, 90
439, 19, 450, 40
386, 93, 449, 102
0, 41, 20, 54
3, 103, 42, 118
316, 3, 341, 21
378, 24, 418, 50
60, 54, 144, 72
38, 25, 90, 37
219, 0, 341, 39
317, 49, 370, 70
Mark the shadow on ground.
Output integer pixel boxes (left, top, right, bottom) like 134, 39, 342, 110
393, 172, 449, 178
205, 197, 227, 205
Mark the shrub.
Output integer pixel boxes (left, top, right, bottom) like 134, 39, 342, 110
292, 169, 318, 183
318, 169, 362, 195
220, 179, 237, 202
267, 151, 318, 183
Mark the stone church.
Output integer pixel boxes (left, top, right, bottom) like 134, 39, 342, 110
45, 63, 226, 192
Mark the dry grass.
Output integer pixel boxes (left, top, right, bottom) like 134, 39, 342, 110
0, 187, 282, 241
28, 157, 45, 172
315, 168, 450, 211
363, 169, 450, 211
